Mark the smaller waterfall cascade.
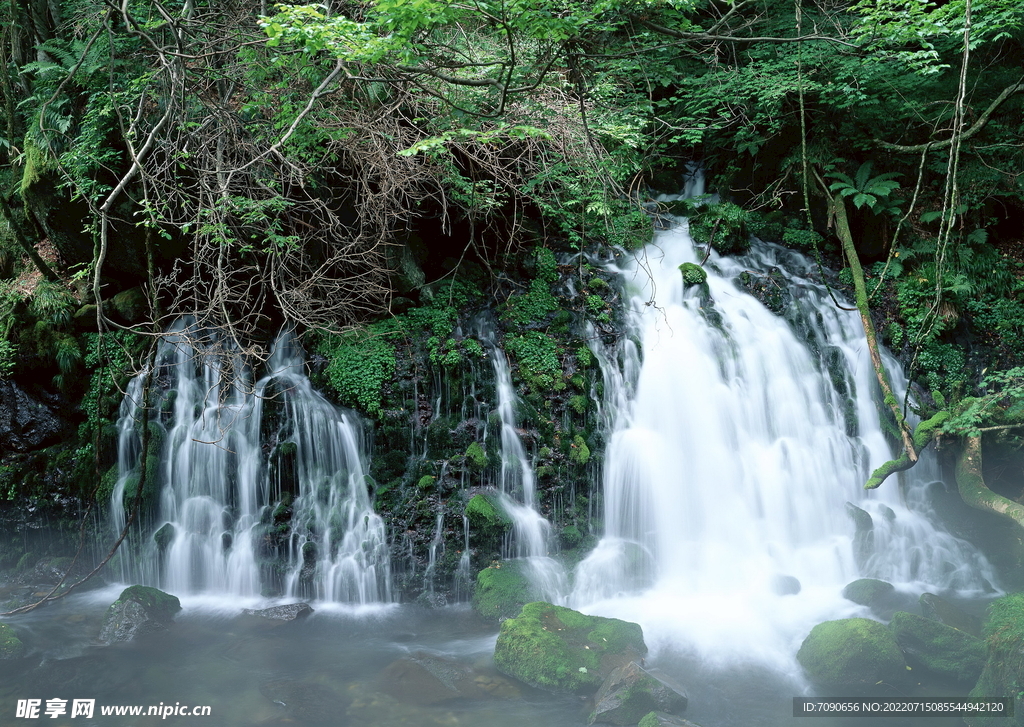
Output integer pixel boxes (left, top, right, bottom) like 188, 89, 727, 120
112, 321, 391, 603
479, 326, 568, 600
571, 214, 997, 670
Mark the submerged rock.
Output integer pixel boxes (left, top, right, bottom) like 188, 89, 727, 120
373, 651, 519, 706
797, 618, 906, 688
0, 622, 26, 659
771, 574, 801, 596
493, 601, 647, 694
920, 592, 982, 638
98, 585, 181, 644
241, 603, 314, 622
638, 712, 705, 727
259, 679, 349, 725
589, 661, 687, 725
889, 611, 986, 683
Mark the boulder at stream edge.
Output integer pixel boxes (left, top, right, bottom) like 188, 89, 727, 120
797, 617, 907, 688
589, 660, 687, 725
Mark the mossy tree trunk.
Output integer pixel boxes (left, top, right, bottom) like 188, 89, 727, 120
955, 435, 1024, 530
829, 191, 917, 468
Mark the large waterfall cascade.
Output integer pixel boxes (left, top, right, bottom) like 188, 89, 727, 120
111, 322, 391, 603
569, 197, 997, 672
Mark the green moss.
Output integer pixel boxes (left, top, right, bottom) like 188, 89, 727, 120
796, 618, 907, 687
0, 623, 25, 659
472, 561, 536, 622
493, 602, 647, 694
678, 262, 707, 286
465, 441, 488, 470
504, 331, 562, 393
569, 435, 590, 465
889, 611, 986, 683
317, 327, 396, 417
417, 475, 436, 490
638, 713, 660, 727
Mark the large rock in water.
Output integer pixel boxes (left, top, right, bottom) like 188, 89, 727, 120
920, 592, 982, 638
98, 585, 181, 644
589, 661, 687, 725
797, 618, 907, 688
889, 611, 986, 683
494, 602, 647, 694
473, 561, 537, 622
373, 651, 520, 705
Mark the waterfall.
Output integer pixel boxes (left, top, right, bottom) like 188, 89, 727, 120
571, 215, 997, 670
479, 326, 568, 601
112, 320, 391, 603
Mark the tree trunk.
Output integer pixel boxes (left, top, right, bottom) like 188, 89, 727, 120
955, 435, 1024, 530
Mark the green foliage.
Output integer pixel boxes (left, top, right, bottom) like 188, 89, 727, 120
569, 434, 590, 465
318, 329, 397, 417
28, 281, 76, 327
827, 163, 902, 214
504, 331, 563, 393
502, 278, 558, 327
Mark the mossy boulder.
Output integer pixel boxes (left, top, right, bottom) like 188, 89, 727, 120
968, 593, 1024, 726
98, 585, 181, 644
465, 441, 488, 470
842, 578, 893, 606
678, 262, 706, 286
638, 712, 703, 727
888, 611, 986, 683
796, 618, 907, 688
0, 622, 26, 659
493, 602, 647, 694
472, 561, 536, 622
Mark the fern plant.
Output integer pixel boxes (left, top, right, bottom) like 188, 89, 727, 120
827, 162, 902, 214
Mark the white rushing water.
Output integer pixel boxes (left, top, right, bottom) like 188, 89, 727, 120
570, 212, 997, 674
482, 328, 569, 601
112, 320, 391, 603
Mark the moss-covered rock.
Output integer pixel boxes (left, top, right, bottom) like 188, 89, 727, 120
888, 611, 986, 683
472, 561, 536, 622
493, 601, 647, 694
678, 262, 706, 286
465, 441, 488, 470
841, 578, 894, 607
465, 492, 511, 563
968, 593, 1024, 726
0, 622, 26, 659
796, 618, 907, 688
98, 585, 181, 644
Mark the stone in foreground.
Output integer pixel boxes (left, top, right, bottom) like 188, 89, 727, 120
0, 622, 26, 659
589, 661, 687, 725
99, 585, 181, 644
797, 618, 906, 688
494, 602, 647, 694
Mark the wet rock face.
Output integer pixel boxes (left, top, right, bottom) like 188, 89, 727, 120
0, 381, 72, 453
98, 585, 181, 644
